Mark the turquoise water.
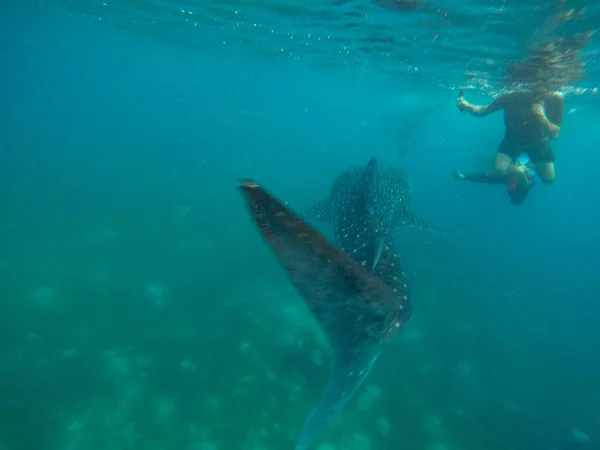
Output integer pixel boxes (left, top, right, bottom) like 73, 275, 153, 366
1, 0, 599, 449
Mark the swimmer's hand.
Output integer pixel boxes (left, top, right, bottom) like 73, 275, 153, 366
546, 123, 560, 139
532, 103, 560, 139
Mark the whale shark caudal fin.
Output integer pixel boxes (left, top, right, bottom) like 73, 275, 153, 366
239, 179, 403, 450
295, 346, 380, 450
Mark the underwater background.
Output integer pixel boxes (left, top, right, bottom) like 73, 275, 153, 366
1, 0, 599, 449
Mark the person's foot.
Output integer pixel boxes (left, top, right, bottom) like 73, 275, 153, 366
452, 169, 466, 180
507, 174, 520, 192
507, 171, 532, 205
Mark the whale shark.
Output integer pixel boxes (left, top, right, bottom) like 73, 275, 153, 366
239, 178, 411, 450
330, 158, 410, 284
306, 158, 437, 272
305, 158, 438, 252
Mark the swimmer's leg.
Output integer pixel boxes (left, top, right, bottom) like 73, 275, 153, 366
452, 153, 512, 185
529, 161, 555, 184
528, 140, 556, 184
507, 143, 555, 204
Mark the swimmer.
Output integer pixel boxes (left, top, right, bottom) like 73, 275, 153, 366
452, 87, 564, 205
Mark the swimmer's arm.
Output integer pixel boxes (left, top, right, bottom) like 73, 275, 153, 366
458, 96, 504, 117
532, 102, 561, 139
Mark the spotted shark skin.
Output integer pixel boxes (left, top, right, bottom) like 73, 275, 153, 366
333, 159, 411, 291
239, 179, 411, 450
306, 158, 439, 237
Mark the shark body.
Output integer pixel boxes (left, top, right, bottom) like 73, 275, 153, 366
239, 174, 411, 450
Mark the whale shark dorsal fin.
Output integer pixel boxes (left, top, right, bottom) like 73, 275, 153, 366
239, 179, 401, 450
361, 157, 378, 215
